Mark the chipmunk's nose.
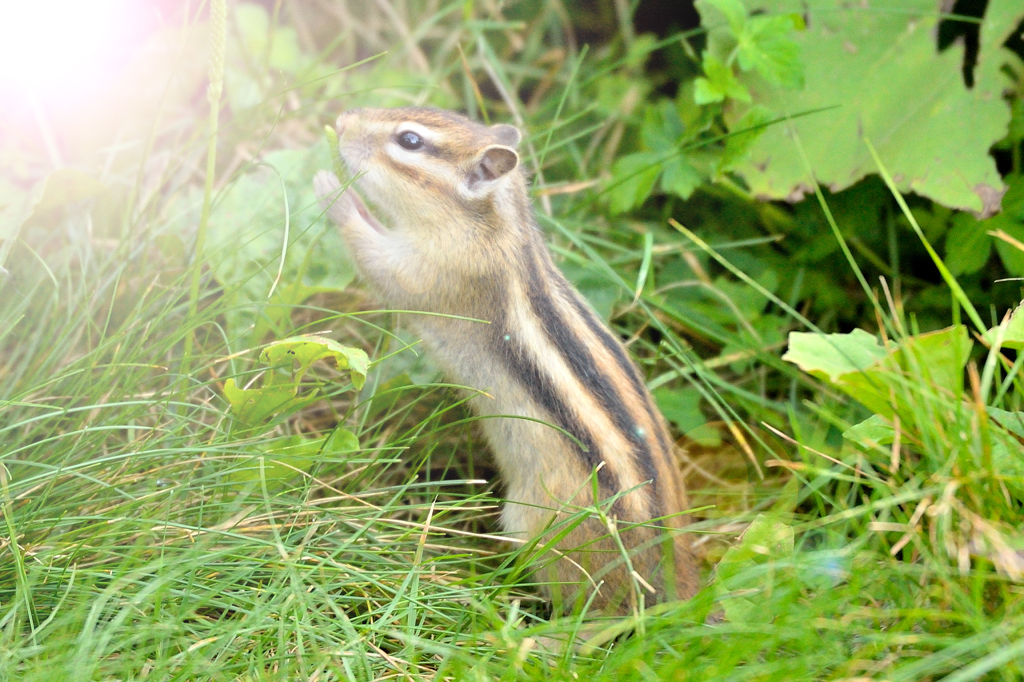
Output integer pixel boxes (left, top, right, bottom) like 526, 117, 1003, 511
334, 108, 364, 139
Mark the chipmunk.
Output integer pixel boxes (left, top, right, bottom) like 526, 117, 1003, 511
314, 107, 699, 612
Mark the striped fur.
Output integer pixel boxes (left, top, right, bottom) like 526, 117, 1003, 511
314, 107, 699, 611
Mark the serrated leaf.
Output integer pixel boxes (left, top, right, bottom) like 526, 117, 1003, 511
606, 152, 662, 214
694, 53, 751, 104
701, 0, 748, 34
736, 14, 804, 88
720, 105, 774, 172
676, 82, 718, 134
641, 100, 684, 151
720, 0, 1020, 215
661, 157, 702, 200
261, 335, 369, 389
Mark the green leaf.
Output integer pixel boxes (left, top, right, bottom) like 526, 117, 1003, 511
223, 378, 302, 427
983, 302, 1024, 350
736, 14, 804, 88
364, 373, 414, 420
782, 328, 887, 384
784, 326, 972, 419
661, 157, 703, 200
641, 100, 684, 151
701, 0, 748, 34
261, 335, 369, 390
676, 82, 717, 135
694, 53, 751, 104
719, 105, 774, 172
653, 386, 720, 446
843, 414, 894, 447
717, 0, 1021, 216
655, 382, 704, 430
896, 327, 973, 400
1009, 96, 1024, 143
323, 427, 360, 455
226, 3, 308, 112
227, 431, 357, 485
225, 427, 359, 487
989, 407, 1024, 440
945, 213, 993, 275
994, 224, 1024, 276
986, 174, 1024, 275
562, 260, 623, 321
715, 514, 795, 625
605, 152, 662, 215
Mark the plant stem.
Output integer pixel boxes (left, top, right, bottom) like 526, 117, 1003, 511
180, 0, 227, 391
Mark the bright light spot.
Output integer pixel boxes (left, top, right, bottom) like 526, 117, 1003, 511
0, 0, 135, 99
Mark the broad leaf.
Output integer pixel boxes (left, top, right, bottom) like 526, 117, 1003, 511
736, 14, 804, 88
701, 0, 748, 33
223, 379, 302, 427
945, 213, 993, 275
784, 326, 972, 418
843, 414, 894, 448
782, 328, 887, 383
989, 408, 1024, 440
983, 302, 1024, 350
719, 105, 774, 173
984, 174, 1024, 276
261, 335, 369, 389
606, 152, 662, 215
227, 428, 359, 485
713, 0, 1021, 216
715, 514, 795, 625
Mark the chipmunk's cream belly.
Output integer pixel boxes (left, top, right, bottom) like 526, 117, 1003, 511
409, 316, 589, 536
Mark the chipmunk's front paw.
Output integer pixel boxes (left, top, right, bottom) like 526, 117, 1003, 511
313, 170, 353, 225
314, 170, 389, 237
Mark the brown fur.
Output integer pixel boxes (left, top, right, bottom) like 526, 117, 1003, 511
314, 107, 699, 612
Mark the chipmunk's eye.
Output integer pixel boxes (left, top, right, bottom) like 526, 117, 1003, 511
396, 131, 424, 150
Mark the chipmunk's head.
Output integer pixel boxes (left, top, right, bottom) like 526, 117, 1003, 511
332, 107, 523, 233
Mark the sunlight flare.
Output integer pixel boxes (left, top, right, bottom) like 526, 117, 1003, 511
0, 0, 135, 98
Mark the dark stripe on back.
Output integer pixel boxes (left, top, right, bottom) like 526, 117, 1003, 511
558, 277, 674, 459
489, 285, 617, 492
522, 241, 661, 496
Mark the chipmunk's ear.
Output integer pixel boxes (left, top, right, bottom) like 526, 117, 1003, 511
490, 123, 521, 148
466, 145, 519, 190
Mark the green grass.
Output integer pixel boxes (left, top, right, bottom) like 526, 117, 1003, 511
2, 1, 1024, 679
